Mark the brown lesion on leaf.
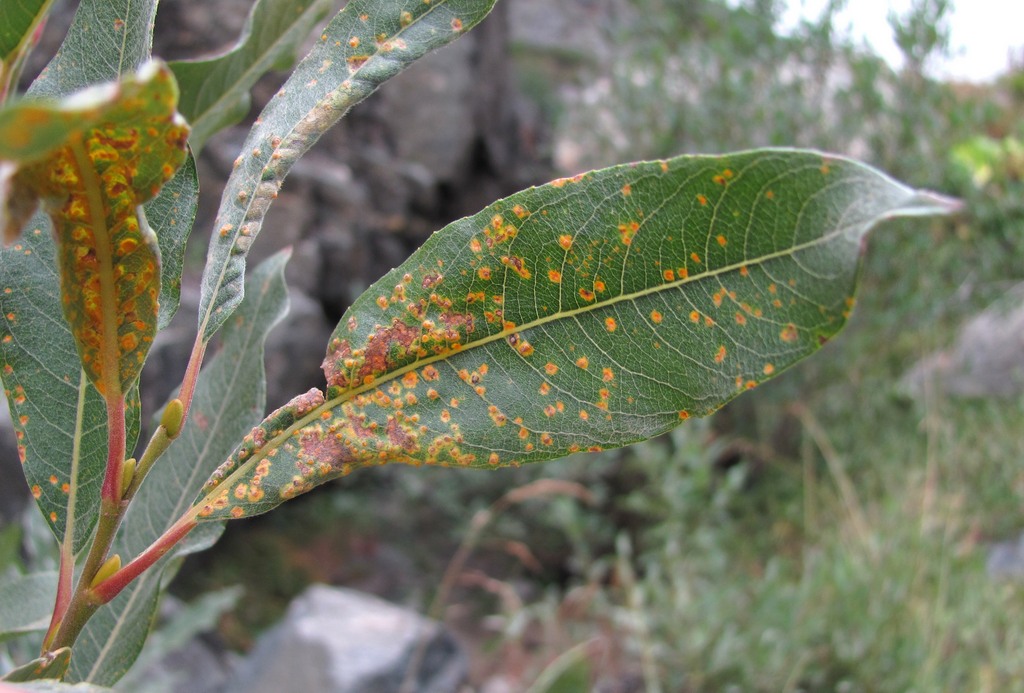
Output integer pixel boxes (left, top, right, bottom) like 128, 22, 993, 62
386, 416, 418, 454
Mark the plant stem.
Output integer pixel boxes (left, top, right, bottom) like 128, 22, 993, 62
92, 516, 197, 604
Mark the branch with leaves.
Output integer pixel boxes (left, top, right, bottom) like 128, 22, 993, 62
0, 0, 957, 687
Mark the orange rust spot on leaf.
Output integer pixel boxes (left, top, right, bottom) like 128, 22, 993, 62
604, 317, 617, 332
347, 55, 370, 70
780, 324, 799, 343
539, 382, 552, 395
735, 312, 746, 325
714, 345, 727, 363
663, 269, 675, 281
739, 266, 749, 277
689, 310, 700, 323
763, 363, 775, 375
678, 410, 690, 420
602, 368, 614, 382
716, 235, 727, 247
451, 17, 463, 30
650, 310, 663, 324
512, 204, 529, 219
690, 252, 701, 264
500, 255, 531, 279
488, 452, 500, 465
558, 235, 573, 251
579, 288, 595, 302
765, 190, 775, 200
576, 356, 589, 369
477, 267, 491, 280
579, 410, 589, 421
618, 221, 640, 246
697, 193, 708, 206
545, 363, 558, 376
548, 269, 562, 283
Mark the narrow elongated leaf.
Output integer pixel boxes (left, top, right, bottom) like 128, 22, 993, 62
67, 252, 290, 685
1, 649, 70, 683
3, 61, 188, 396
0, 0, 56, 101
197, 0, 497, 344
145, 154, 198, 330
2, 649, 70, 684
0, 0, 53, 58
0, 0, 179, 551
0, 571, 57, 640
170, 0, 334, 153
194, 150, 958, 521
0, 682, 109, 692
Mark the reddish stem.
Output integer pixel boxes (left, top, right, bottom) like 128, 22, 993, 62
92, 517, 197, 604
99, 396, 127, 503
178, 335, 207, 422
40, 546, 74, 650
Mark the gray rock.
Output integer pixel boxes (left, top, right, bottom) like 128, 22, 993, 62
900, 283, 1024, 398
226, 585, 466, 693
988, 532, 1024, 580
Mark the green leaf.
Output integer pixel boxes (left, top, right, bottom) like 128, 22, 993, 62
145, 154, 198, 330
2, 61, 189, 396
0, 0, 182, 551
0, 0, 57, 101
0, 681, 110, 692
1, 648, 70, 683
66, 252, 290, 685
0, 0, 53, 58
0, 571, 57, 641
27, 0, 158, 99
192, 150, 958, 520
197, 0, 498, 345
114, 586, 242, 691
169, 0, 334, 153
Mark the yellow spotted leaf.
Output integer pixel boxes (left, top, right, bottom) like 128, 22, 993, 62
1, 61, 189, 396
192, 150, 958, 521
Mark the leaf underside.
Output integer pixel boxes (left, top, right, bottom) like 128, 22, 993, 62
193, 149, 956, 521
3, 62, 188, 396
197, 0, 498, 345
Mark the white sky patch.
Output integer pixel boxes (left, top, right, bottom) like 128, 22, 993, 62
779, 0, 1024, 82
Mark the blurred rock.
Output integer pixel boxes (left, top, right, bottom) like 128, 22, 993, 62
988, 532, 1024, 580
0, 396, 27, 525
900, 283, 1024, 398
264, 289, 332, 410
225, 584, 467, 693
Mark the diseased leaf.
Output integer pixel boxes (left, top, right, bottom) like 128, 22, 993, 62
1, 648, 70, 683
2, 61, 189, 396
170, 0, 334, 153
193, 150, 958, 521
197, 0, 497, 345
66, 252, 290, 685
0, 571, 57, 641
0, 0, 175, 554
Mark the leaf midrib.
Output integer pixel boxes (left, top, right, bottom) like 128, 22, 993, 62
189, 221, 854, 516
